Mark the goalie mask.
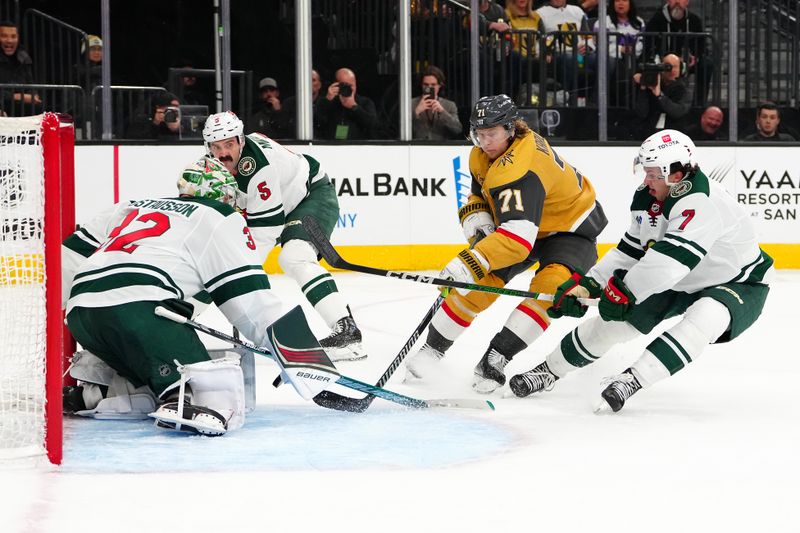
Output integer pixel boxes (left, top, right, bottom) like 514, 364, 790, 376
177, 156, 238, 207
203, 111, 245, 155
469, 94, 518, 148
637, 129, 696, 179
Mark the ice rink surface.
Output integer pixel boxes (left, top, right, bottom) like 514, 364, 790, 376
4, 270, 799, 533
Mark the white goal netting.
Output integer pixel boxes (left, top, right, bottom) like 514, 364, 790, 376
0, 115, 48, 461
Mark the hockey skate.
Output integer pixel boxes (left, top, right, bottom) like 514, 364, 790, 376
508, 362, 558, 398
472, 348, 508, 394
596, 369, 642, 413
404, 343, 444, 381
62, 385, 87, 414
151, 402, 228, 436
319, 315, 367, 362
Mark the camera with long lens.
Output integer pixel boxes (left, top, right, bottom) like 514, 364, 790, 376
640, 62, 674, 87
338, 82, 353, 97
164, 106, 180, 124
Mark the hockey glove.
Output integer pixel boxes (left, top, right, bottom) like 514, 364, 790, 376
462, 210, 496, 247
547, 272, 602, 319
440, 248, 490, 297
598, 269, 636, 322
459, 203, 496, 247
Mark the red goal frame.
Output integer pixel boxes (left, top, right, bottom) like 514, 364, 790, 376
41, 112, 75, 465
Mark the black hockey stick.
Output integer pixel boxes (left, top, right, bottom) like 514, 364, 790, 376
154, 306, 493, 411
302, 215, 595, 305
313, 294, 446, 413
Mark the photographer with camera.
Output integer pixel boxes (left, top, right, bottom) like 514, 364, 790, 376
412, 65, 462, 140
246, 77, 290, 139
125, 92, 181, 140
316, 67, 379, 140
630, 53, 691, 139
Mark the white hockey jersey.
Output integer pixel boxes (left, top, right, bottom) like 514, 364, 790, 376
62, 196, 283, 345
589, 169, 774, 302
233, 133, 326, 261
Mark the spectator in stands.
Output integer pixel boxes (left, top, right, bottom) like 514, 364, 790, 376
125, 92, 181, 140
246, 77, 289, 138
536, 0, 594, 106
744, 101, 797, 142
593, 0, 645, 105
0, 20, 41, 113
481, 1, 511, 32
646, 0, 711, 106
283, 68, 324, 138
316, 67, 380, 140
504, 1, 543, 99
631, 53, 691, 138
75, 34, 102, 93
412, 65, 462, 140
594, 0, 644, 59
174, 61, 209, 107
684, 104, 724, 141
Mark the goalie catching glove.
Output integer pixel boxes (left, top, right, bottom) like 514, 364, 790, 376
599, 269, 636, 322
547, 272, 602, 318
440, 248, 490, 296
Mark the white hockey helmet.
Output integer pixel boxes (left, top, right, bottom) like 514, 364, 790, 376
177, 156, 238, 207
637, 129, 696, 178
203, 111, 245, 154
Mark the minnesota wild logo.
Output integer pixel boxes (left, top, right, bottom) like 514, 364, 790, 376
238, 156, 257, 176
670, 180, 692, 198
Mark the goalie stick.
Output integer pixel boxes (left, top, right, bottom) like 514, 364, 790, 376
154, 306, 494, 412
302, 215, 596, 305
313, 294, 446, 412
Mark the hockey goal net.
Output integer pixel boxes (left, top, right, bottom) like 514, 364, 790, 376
0, 113, 74, 466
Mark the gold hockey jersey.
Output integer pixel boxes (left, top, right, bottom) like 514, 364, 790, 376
462, 130, 606, 270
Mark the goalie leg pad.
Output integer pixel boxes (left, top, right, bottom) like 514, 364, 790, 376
153, 355, 246, 432
265, 305, 340, 400
74, 373, 157, 420
68, 350, 116, 386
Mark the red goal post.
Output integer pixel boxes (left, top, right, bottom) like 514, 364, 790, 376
0, 113, 75, 466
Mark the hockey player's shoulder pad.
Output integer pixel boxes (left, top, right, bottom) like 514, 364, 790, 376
663, 168, 710, 217
234, 135, 272, 185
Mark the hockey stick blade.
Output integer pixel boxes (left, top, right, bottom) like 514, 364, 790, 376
301, 215, 595, 305
313, 295, 445, 412
154, 306, 431, 411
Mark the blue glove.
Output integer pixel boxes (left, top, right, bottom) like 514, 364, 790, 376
598, 269, 636, 321
547, 272, 602, 318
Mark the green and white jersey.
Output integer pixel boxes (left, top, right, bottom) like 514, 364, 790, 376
589, 169, 774, 302
62, 196, 283, 346
234, 133, 326, 261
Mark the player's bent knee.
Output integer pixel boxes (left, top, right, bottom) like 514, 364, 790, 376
682, 297, 731, 343
278, 239, 318, 274
530, 263, 572, 308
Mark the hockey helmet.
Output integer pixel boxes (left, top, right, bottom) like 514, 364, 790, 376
637, 129, 696, 178
203, 111, 245, 154
469, 94, 518, 147
178, 156, 238, 207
